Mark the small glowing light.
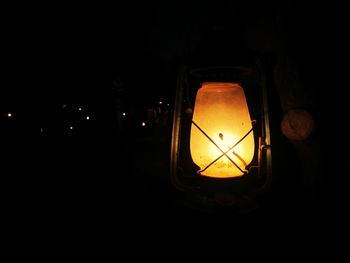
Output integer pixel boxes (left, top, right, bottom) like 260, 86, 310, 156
122, 112, 126, 116
141, 122, 146, 127
86, 116, 90, 120
158, 101, 163, 105
7, 112, 12, 118
40, 128, 44, 133
62, 104, 67, 109
78, 107, 82, 111
167, 104, 170, 107
70, 126, 74, 130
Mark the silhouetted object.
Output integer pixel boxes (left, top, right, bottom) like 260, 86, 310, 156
281, 108, 315, 141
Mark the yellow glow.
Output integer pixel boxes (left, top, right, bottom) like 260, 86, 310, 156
190, 82, 255, 178
7, 113, 12, 117
122, 112, 126, 116
142, 122, 146, 126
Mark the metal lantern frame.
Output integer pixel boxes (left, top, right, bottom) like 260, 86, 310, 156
170, 59, 272, 208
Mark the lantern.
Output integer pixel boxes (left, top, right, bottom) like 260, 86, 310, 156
170, 62, 272, 211
190, 82, 255, 178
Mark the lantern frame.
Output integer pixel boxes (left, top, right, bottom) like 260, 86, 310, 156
170, 60, 272, 210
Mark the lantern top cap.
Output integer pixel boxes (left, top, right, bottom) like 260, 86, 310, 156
201, 82, 242, 89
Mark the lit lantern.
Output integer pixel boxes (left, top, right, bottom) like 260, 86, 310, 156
190, 82, 255, 178
170, 63, 272, 210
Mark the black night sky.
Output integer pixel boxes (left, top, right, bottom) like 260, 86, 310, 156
1, 1, 348, 247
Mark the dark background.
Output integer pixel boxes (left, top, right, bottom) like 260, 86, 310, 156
1, 1, 347, 245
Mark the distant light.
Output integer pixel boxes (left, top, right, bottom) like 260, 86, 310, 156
69, 126, 74, 130
62, 104, 67, 109
86, 116, 90, 120
122, 112, 126, 116
158, 101, 163, 105
7, 112, 12, 118
141, 122, 146, 127
78, 107, 82, 111
40, 128, 44, 133
167, 104, 170, 107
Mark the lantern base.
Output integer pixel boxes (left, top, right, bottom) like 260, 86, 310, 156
184, 191, 258, 214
